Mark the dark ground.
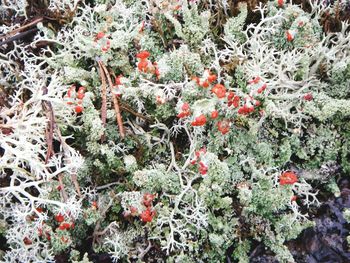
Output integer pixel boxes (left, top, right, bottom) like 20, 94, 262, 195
248, 177, 350, 263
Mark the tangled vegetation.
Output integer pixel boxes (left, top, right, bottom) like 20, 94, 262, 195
1, 0, 350, 262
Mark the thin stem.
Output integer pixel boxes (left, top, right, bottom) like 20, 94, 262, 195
58, 173, 68, 202
100, 62, 125, 139
120, 102, 153, 122
97, 61, 107, 142
0, 17, 44, 40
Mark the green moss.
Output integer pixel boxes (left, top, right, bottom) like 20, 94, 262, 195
232, 240, 251, 263
327, 63, 350, 99
244, 178, 292, 219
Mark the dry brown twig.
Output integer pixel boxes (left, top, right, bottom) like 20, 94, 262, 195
108, 71, 152, 122
57, 173, 68, 202
0, 17, 44, 41
100, 62, 125, 139
42, 86, 81, 198
97, 61, 108, 142
119, 102, 153, 123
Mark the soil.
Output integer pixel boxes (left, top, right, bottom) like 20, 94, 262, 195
245, 178, 350, 263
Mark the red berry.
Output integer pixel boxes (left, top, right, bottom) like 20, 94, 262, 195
195, 148, 206, 158
279, 171, 298, 185
67, 85, 75, 98
75, 105, 83, 114
23, 237, 32, 245
303, 93, 313, 101
92, 201, 98, 209
207, 73, 217, 83
177, 111, 190, 118
181, 103, 190, 111
78, 86, 85, 93
286, 30, 295, 42
36, 207, 43, 213
96, 32, 105, 40
232, 96, 240, 108
137, 60, 149, 72
217, 120, 230, 135
140, 208, 156, 223
61, 236, 69, 243
211, 110, 219, 119
130, 206, 138, 216
143, 193, 155, 207
247, 106, 254, 113
101, 40, 111, 52
191, 114, 207, 126
58, 222, 72, 231
136, 51, 150, 60
55, 213, 64, 223
248, 76, 261, 84
201, 80, 210, 88
77, 93, 85, 100
154, 64, 160, 79
198, 161, 208, 175
192, 76, 201, 85
238, 105, 249, 115
227, 91, 235, 100
211, 84, 226, 98
257, 83, 267, 93
177, 103, 191, 118
228, 94, 240, 108
115, 75, 123, 85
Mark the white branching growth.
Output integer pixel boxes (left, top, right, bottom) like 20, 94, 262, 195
0, 0, 80, 17
47, 0, 81, 13
0, 58, 84, 200
0, 0, 27, 16
35, 1, 141, 67
152, 175, 208, 254
1, 0, 350, 261
2, 220, 55, 263
0, 7, 86, 261
143, 123, 208, 254
219, 2, 350, 128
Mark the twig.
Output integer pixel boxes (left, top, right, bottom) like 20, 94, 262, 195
151, 18, 167, 48
42, 87, 81, 198
95, 182, 121, 191
92, 194, 118, 244
0, 17, 43, 40
108, 71, 151, 122
100, 62, 125, 139
42, 86, 54, 164
0, 28, 38, 47
97, 61, 107, 142
43, 90, 55, 164
119, 102, 153, 122
57, 173, 68, 202
71, 174, 82, 197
